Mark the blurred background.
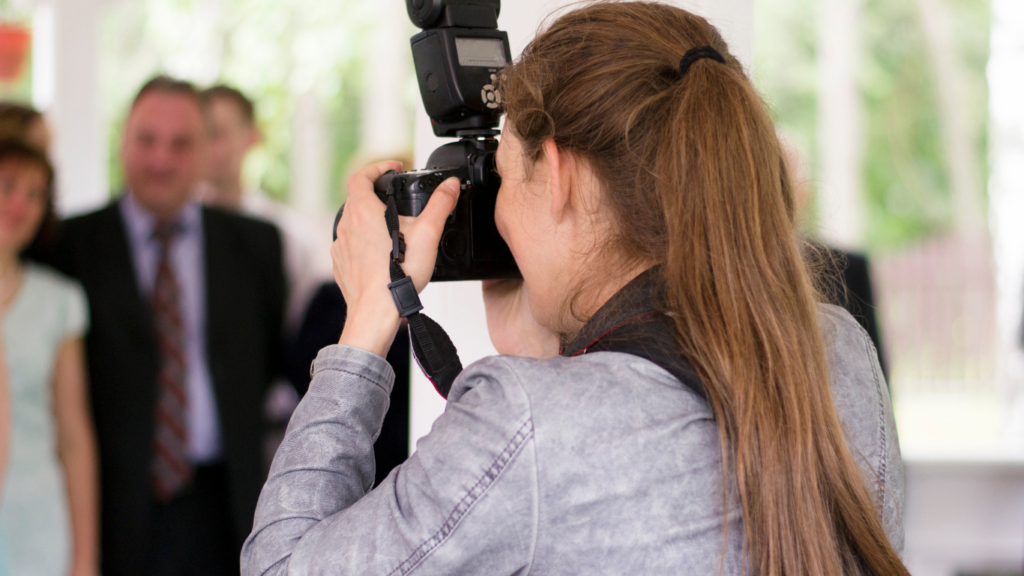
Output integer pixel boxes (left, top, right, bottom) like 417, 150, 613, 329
0, 0, 1020, 573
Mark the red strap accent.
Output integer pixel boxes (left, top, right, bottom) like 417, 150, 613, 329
570, 312, 658, 357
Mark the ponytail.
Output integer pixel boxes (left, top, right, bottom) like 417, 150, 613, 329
501, 3, 908, 575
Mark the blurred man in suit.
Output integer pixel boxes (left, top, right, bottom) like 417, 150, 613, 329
198, 85, 332, 336
53, 76, 285, 576
198, 84, 412, 484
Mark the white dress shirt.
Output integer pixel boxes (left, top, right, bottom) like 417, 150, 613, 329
119, 192, 223, 463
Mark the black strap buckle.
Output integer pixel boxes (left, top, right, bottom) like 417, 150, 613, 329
380, 173, 462, 398
388, 276, 423, 318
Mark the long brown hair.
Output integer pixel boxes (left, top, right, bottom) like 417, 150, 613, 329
499, 3, 908, 575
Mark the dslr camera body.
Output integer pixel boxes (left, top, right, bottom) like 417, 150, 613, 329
337, 0, 519, 282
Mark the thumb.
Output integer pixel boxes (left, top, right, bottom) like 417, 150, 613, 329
417, 177, 461, 232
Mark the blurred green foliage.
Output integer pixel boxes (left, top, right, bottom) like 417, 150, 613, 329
753, 0, 819, 169
754, 0, 990, 252
325, 58, 365, 209
861, 0, 951, 248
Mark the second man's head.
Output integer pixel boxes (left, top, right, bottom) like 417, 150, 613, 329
201, 85, 261, 206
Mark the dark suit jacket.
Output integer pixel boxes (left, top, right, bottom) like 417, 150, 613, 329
50, 202, 286, 576
816, 245, 888, 379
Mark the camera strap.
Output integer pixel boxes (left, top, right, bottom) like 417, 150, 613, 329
382, 191, 463, 399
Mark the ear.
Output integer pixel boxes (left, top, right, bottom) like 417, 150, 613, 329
542, 139, 571, 222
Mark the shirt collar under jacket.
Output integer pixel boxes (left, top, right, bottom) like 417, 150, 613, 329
120, 190, 202, 248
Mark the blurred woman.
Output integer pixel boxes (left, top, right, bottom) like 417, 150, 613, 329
0, 139, 99, 576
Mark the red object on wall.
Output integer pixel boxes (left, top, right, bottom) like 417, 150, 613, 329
0, 25, 30, 82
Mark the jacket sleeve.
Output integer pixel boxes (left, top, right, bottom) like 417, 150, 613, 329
241, 345, 538, 576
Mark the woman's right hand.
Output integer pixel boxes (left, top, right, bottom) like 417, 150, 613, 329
333, 161, 460, 358
483, 279, 560, 358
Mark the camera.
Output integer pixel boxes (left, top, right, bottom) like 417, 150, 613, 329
334, 0, 519, 282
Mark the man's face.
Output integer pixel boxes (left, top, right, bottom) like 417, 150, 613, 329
121, 91, 207, 217
205, 97, 259, 186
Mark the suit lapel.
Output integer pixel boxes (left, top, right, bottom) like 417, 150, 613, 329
203, 208, 232, 391
98, 202, 155, 341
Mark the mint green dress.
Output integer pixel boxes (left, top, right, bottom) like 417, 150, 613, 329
0, 263, 88, 576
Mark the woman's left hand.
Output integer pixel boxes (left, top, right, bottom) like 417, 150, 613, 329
332, 161, 460, 357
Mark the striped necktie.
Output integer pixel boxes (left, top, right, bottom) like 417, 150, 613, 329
150, 219, 193, 501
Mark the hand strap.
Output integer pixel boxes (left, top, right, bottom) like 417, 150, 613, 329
382, 189, 463, 399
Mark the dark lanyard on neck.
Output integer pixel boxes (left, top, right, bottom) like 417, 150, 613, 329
559, 269, 708, 402
560, 312, 659, 356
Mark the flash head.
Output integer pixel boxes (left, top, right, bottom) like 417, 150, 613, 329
407, 0, 501, 30
351, 0, 517, 283
407, 0, 510, 137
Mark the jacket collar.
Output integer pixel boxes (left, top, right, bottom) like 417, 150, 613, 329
560, 267, 708, 401
561, 267, 665, 357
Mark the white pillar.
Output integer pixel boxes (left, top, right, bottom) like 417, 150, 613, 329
31, 2, 55, 111
35, 0, 108, 216
816, 0, 864, 250
410, 0, 755, 447
914, 0, 985, 234
988, 0, 1024, 426
290, 91, 329, 215
360, 0, 414, 160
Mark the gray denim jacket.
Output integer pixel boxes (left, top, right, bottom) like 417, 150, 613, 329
242, 304, 903, 575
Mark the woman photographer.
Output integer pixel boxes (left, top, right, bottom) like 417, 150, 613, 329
243, 3, 907, 575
